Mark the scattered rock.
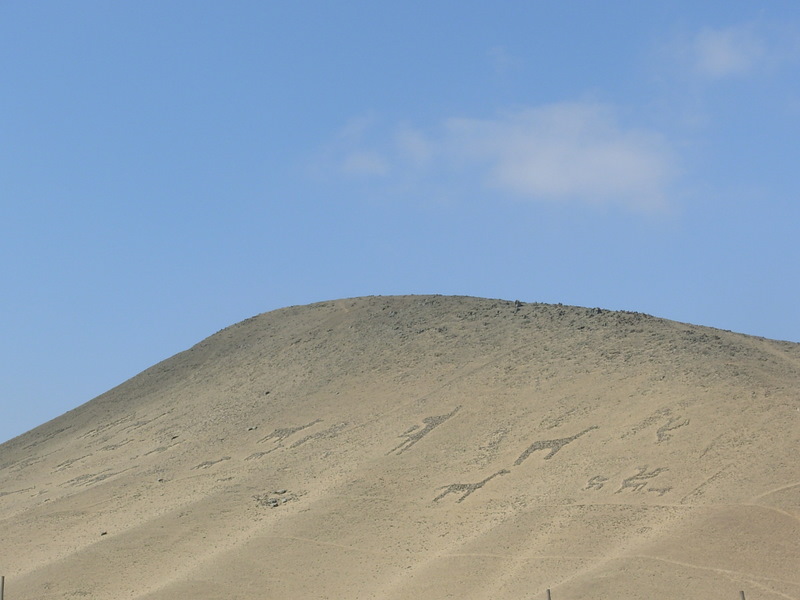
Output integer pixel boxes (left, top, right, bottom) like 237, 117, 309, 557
254, 490, 298, 508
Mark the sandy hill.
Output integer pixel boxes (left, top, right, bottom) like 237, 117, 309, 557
1, 295, 798, 600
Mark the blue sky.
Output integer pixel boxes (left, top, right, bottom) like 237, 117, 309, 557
2, 2, 799, 443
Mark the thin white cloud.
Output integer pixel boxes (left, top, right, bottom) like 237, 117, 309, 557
668, 22, 800, 82
395, 126, 434, 166
338, 113, 380, 141
325, 102, 677, 211
488, 46, 522, 76
341, 151, 389, 176
313, 113, 391, 178
442, 103, 675, 210
692, 26, 765, 78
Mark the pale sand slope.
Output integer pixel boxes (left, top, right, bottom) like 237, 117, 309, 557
0, 296, 798, 600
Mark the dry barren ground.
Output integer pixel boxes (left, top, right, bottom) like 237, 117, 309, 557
1, 295, 798, 599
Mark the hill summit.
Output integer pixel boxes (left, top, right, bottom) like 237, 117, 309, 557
1, 295, 798, 599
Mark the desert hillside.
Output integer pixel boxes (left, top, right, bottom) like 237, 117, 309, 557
1, 295, 798, 600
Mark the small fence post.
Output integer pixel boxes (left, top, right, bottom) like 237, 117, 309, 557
546, 588, 551, 600
740, 591, 746, 600
1, 574, 5, 600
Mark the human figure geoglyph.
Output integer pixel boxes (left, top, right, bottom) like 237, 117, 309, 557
389, 406, 461, 455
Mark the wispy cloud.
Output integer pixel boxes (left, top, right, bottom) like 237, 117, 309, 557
487, 46, 522, 76
341, 151, 389, 176
667, 22, 800, 81
441, 103, 675, 210
313, 113, 393, 179
395, 125, 434, 166
322, 102, 678, 212
692, 25, 765, 78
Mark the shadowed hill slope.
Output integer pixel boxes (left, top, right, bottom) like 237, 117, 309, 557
1, 295, 798, 600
